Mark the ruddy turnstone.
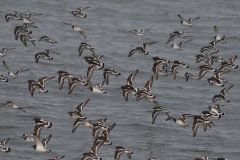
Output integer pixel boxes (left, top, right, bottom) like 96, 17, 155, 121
152, 61, 168, 80
136, 76, 155, 101
56, 71, 74, 90
214, 26, 227, 44
3, 60, 31, 79
84, 55, 104, 70
68, 76, 87, 94
128, 42, 157, 57
212, 85, 233, 103
195, 53, 209, 63
166, 114, 193, 128
33, 117, 53, 129
5, 12, 24, 22
208, 104, 224, 116
27, 76, 55, 97
38, 36, 57, 44
68, 99, 89, 119
207, 77, 225, 87
0, 137, 11, 153
165, 31, 188, 44
22, 134, 34, 142
35, 49, 60, 63
220, 55, 238, 69
0, 75, 9, 84
48, 155, 65, 160
192, 116, 214, 138
114, 146, 133, 160
1, 101, 26, 113
14, 25, 32, 40
32, 134, 52, 153
173, 60, 189, 68
185, 72, 199, 81
171, 65, 180, 80
121, 69, 139, 101
171, 39, 192, 50
200, 45, 219, 54
88, 80, 107, 94
79, 42, 95, 57
152, 105, 170, 124
178, 14, 200, 27
100, 123, 116, 145
0, 48, 16, 57
202, 110, 221, 119
72, 118, 92, 133
103, 67, 121, 85
127, 28, 151, 37
63, 22, 86, 39
71, 11, 87, 18
19, 34, 36, 47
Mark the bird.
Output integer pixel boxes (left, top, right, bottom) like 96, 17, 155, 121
152, 61, 169, 80
152, 105, 170, 124
214, 25, 227, 44
77, 7, 90, 12
127, 28, 151, 37
171, 39, 192, 50
1, 101, 26, 113
56, 71, 75, 90
114, 146, 133, 160
195, 156, 216, 160
166, 114, 194, 128
3, 60, 31, 79
0, 48, 16, 57
33, 117, 53, 129
68, 99, 90, 119
27, 76, 55, 97
84, 54, 105, 70
63, 22, 87, 39
35, 49, 60, 63
71, 11, 87, 18
0, 75, 9, 84
165, 31, 188, 44
68, 76, 87, 95
208, 104, 224, 116
103, 67, 121, 85
136, 76, 155, 101
32, 134, 52, 153
88, 80, 107, 94
0, 137, 11, 153
128, 42, 157, 57
212, 85, 234, 103
14, 25, 32, 40
185, 72, 199, 81
19, 34, 36, 47
192, 116, 214, 138
121, 69, 139, 101
38, 36, 57, 44
79, 42, 95, 57
178, 14, 200, 27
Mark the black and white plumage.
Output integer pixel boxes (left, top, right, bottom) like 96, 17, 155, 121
152, 105, 170, 124
27, 76, 55, 97
63, 22, 87, 39
68, 99, 89, 119
103, 67, 121, 85
128, 42, 157, 57
214, 25, 227, 44
212, 85, 234, 103
68, 76, 87, 95
38, 36, 57, 44
114, 146, 133, 160
14, 25, 32, 40
19, 34, 36, 47
56, 71, 74, 90
32, 134, 52, 153
0, 75, 9, 84
171, 39, 192, 50
3, 60, 31, 79
0, 137, 11, 153
88, 80, 107, 94
127, 28, 151, 37
79, 42, 95, 57
136, 76, 155, 101
48, 156, 65, 160
0, 48, 16, 57
1, 101, 26, 113
121, 69, 139, 101
35, 49, 60, 63
178, 14, 200, 27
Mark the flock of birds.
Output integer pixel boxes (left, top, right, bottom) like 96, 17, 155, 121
0, 5, 236, 160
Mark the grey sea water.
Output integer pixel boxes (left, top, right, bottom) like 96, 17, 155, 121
0, 0, 240, 159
